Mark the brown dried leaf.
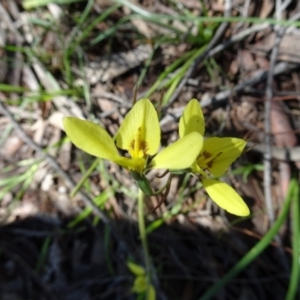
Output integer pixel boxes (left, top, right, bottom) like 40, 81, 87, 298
73, 44, 152, 84
259, 0, 274, 19
252, 31, 300, 64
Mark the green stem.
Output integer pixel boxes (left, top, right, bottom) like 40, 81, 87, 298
286, 179, 300, 300
138, 188, 151, 295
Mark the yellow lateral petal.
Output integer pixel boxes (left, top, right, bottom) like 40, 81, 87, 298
116, 99, 160, 158
63, 117, 119, 161
202, 178, 250, 216
179, 99, 205, 138
151, 132, 203, 170
147, 285, 156, 300
132, 276, 147, 293
127, 261, 145, 276
198, 137, 246, 177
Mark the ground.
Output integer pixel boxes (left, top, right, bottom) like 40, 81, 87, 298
0, 1, 299, 299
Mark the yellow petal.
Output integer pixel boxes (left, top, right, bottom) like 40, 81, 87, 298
151, 132, 203, 170
147, 285, 156, 300
115, 157, 146, 173
179, 99, 205, 138
63, 117, 120, 161
132, 276, 147, 293
202, 178, 250, 216
116, 99, 160, 158
198, 137, 246, 177
127, 261, 145, 276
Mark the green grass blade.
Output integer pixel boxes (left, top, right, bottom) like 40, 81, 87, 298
68, 190, 111, 228
71, 158, 100, 197
286, 181, 300, 300
199, 178, 297, 300
0, 124, 13, 148
35, 237, 51, 273
68, 207, 93, 228
0, 84, 28, 93
71, 3, 121, 51
23, 0, 84, 9
104, 225, 115, 274
112, 3, 300, 28
90, 15, 131, 46
77, 0, 94, 26
16, 163, 39, 200
136, 44, 158, 88
162, 44, 206, 105
144, 49, 196, 99
76, 48, 91, 109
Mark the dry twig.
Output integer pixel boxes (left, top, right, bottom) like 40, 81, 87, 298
264, 0, 292, 225
165, 0, 232, 107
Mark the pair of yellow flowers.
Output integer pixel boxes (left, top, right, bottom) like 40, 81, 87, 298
63, 99, 250, 216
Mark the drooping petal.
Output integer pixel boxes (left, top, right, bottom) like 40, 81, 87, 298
116, 99, 160, 158
151, 132, 203, 170
202, 178, 250, 216
63, 117, 120, 161
147, 285, 156, 300
179, 99, 205, 138
198, 137, 246, 177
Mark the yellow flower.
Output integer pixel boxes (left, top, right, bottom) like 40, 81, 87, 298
127, 261, 156, 300
179, 99, 250, 216
63, 99, 203, 175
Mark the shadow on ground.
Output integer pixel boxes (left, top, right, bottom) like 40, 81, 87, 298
0, 214, 292, 300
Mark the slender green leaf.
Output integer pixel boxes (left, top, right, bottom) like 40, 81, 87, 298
199, 179, 297, 300
286, 181, 300, 300
23, 0, 84, 9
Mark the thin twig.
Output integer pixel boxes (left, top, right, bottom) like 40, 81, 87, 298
201, 62, 297, 107
159, 62, 297, 127
91, 92, 131, 106
264, 0, 286, 226
0, 2, 23, 43
207, 23, 269, 57
264, 0, 292, 274
280, 0, 293, 12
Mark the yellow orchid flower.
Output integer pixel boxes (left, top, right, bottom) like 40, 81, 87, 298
179, 99, 250, 217
127, 261, 156, 300
63, 98, 203, 179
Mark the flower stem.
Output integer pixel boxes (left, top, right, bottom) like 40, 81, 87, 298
137, 188, 151, 292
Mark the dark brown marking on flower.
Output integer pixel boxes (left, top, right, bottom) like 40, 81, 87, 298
206, 152, 222, 169
130, 126, 148, 155
216, 152, 222, 158
207, 160, 214, 169
206, 152, 223, 169
201, 150, 212, 159
130, 139, 135, 150
140, 140, 148, 153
